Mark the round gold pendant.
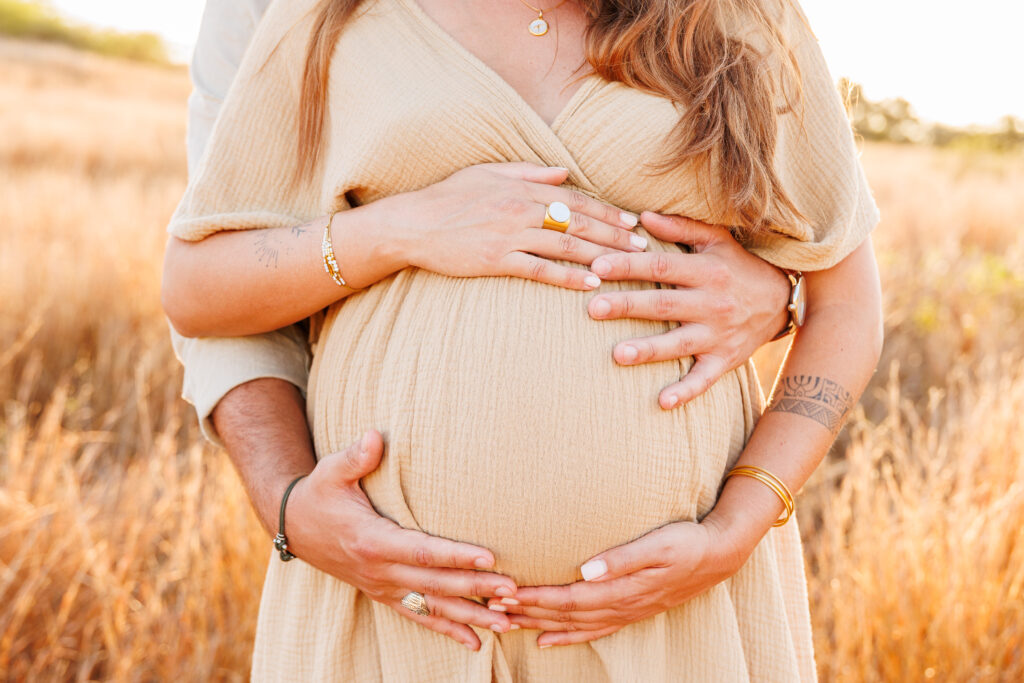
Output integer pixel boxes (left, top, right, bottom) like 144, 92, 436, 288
528, 18, 549, 36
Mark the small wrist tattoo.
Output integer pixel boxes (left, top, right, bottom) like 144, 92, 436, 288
767, 375, 854, 432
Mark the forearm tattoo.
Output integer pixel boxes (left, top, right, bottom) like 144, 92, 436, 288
252, 221, 316, 268
767, 375, 855, 432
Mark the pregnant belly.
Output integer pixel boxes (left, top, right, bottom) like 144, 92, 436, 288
307, 262, 756, 586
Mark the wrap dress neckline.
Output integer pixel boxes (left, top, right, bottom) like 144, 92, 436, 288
393, 0, 605, 195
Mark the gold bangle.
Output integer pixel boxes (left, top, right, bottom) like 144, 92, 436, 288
724, 465, 795, 527
321, 211, 350, 288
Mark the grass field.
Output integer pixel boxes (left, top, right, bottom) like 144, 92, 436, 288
1, 38, 1022, 681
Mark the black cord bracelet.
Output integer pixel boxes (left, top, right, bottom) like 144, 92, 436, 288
273, 474, 308, 562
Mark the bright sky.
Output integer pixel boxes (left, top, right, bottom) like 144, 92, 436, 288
54, 0, 1023, 127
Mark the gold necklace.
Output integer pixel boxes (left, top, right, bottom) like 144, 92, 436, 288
516, 0, 569, 37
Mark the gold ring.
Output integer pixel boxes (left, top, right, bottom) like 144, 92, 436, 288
541, 201, 571, 232
401, 591, 430, 616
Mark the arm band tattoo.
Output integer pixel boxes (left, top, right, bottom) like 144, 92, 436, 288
767, 375, 855, 432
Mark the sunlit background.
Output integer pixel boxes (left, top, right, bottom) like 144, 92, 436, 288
49, 0, 1024, 126
2, 1, 1022, 681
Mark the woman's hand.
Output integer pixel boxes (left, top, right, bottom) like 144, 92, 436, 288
586, 212, 791, 408
484, 520, 751, 647
287, 430, 518, 650
383, 162, 644, 291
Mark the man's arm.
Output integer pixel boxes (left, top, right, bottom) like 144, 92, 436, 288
174, 1, 516, 650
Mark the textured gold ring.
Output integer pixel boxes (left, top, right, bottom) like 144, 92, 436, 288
401, 591, 431, 616
541, 201, 572, 232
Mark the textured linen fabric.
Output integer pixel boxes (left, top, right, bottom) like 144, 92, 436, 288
168, 0, 309, 446
168, 0, 879, 679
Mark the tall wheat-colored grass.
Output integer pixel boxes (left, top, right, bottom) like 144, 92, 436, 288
1, 38, 1021, 681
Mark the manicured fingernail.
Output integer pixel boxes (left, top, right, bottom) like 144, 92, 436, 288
581, 559, 607, 581
620, 211, 638, 227
500, 597, 520, 605
490, 624, 506, 632
584, 274, 601, 289
489, 604, 507, 612
474, 557, 493, 569
465, 642, 477, 650
591, 298, 611, 317
663, 394, 679, 409
539, 644, 552, 650
495, 586, 514, 597
630, 234, 648, 250
510, 624, 521, 630
592, 258, 611, 276
551, 166, 569, 171
619, 345, 638, 363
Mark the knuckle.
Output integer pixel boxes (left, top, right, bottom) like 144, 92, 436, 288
568, 210, 588, 234
529, 259, 548, 282
651, 253, 671, 279
421, 577, 443, 596
495, 195, 530, 216
558, 598, 578, 613
567, 190, 588, 213
707, 261, 730, 287
469, 577, 489, 597
673, 335, 695, 358
619, 295, 634, 317
350, 535, 377, 562
712, 295, 738, 318
654, 291, 677, 318
558, 233, 578, 256
413, 545, 434, 567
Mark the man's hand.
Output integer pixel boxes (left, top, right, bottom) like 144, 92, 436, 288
287, 430, 518, 650
587, 211, 791, 408
212, 379, 514, 652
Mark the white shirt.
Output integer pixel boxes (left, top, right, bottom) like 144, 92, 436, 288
169, 0, 309, 445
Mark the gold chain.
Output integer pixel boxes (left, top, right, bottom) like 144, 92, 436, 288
516, 0, 569, 14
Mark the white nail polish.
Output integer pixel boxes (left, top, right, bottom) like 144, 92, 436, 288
490, 624, 505, 632
500, 597, 520, 605
664, 394, 679, 409
584, 274, 601, 289
539, 644, 552, 650
510, 624, 521, 630
620, 345, 638, 363
488, 604, 507, 612
630, 234, 647, 250
580, 559, 608, 581
620, 211, 638, 227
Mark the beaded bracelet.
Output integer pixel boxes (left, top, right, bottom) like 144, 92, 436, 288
273, 474, 308, 562
322, 211, 351, 288
724, 465, 795, 527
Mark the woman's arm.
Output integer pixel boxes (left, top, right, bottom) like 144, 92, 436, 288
486, 236, 883, 646
162, 163, 643, 338
162, 204, 399, 338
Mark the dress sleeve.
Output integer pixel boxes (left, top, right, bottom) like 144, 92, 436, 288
739, 1, 880, 272
171, 0, 314, 448
169, 325, 312, 447
169, 0, 326, 242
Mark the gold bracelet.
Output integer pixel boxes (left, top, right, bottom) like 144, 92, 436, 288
724, 465, 795, 527
321, 211, 350, 288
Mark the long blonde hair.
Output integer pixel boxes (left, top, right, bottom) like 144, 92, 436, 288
297, 0, 804, 233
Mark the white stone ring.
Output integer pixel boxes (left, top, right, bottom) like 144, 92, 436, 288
401, 591, 431, 616
541, 201, 572, 233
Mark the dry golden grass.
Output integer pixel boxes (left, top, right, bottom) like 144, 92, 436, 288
1, 38, 1022, 681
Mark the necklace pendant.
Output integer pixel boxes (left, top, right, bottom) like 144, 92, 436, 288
528, 14, 549, 36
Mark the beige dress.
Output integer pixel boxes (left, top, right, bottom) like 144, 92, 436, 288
169, 0, 879, 679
